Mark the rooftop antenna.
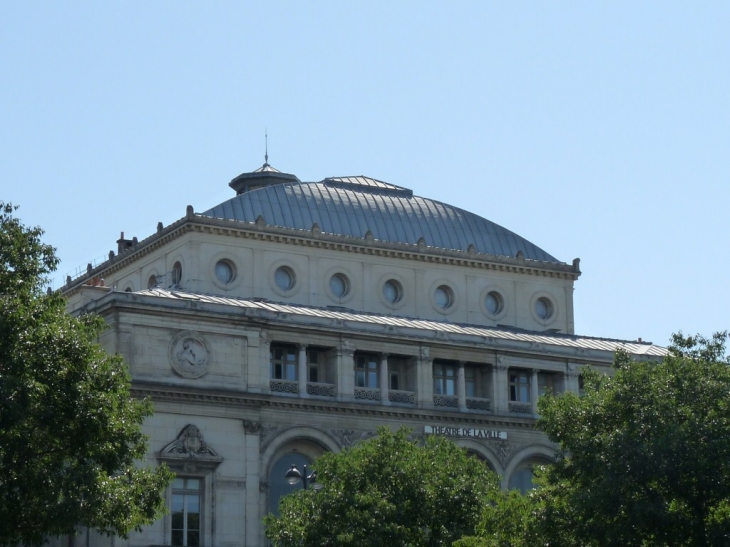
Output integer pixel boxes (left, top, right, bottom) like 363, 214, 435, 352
264, 129, 269, 166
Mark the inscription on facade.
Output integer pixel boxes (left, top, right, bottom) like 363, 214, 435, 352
424, 425, 507, 440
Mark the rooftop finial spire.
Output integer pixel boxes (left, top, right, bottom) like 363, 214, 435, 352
264, 129, 269, 166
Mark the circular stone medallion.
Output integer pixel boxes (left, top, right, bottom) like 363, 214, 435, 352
169, 331, 211, 379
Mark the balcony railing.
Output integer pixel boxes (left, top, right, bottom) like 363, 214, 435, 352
508, 401, 532, 414
466, 397, 492, 412
388, 390, 415, 405
307, 382, 335, 397
270, 379, 298, 394
354, 387, 381, 401
433, 395, 458, 408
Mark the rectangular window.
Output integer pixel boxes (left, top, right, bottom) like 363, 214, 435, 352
171, 478, 201, 547
307, 349, 320, 383
433, 362, 456, 396
465, 366, 477, 397
354, 353, 378, 388
509, 370, 530, 402
538, 372, 554, 397
388, 356, 409, 391
271, 344, 297, 381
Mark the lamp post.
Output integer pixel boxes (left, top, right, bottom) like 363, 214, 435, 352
285, 464, 322, 490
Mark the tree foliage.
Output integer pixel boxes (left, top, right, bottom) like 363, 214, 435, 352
462, 331, 730, 547
0, 203, 173, 546
264, 426, 499, 547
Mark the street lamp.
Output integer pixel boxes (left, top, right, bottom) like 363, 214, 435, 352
285, 464, 323, 490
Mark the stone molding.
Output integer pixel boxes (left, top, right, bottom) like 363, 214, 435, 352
132, 385, 537, 429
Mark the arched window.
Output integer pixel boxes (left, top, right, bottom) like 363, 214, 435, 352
267, 452, 312, 516
508, 459, 550, 494
171, 262, 182, 286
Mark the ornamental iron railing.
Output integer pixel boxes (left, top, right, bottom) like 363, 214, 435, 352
354, 387, 381, 401
433, 395, 458, 408
508, 401, 532, 414
388, 390, 415, 404
466, 397, 492, 411
270, 380, 298, 394
307, 382, 335, 397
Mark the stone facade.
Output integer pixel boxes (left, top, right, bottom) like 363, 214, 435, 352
60, 162, 665, 547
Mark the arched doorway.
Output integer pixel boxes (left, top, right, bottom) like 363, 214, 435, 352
267, 452, 312, 516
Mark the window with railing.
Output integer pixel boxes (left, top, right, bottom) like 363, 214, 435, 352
271, 344, 297, 381
433, 362, 456, 396
354, 353, 378, 388
509, 370, 530, 402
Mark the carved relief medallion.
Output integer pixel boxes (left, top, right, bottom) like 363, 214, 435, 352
169, 331, 210, 379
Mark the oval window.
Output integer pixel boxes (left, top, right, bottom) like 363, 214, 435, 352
215, 260, 235, 284
535, 297, 553, 320
382, 280, 402, 304
329, 273, 349, 298
274, 266, 295, 291
485, 291, 503, 316
434, 285, 453, 309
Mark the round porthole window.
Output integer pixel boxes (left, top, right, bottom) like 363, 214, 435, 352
329, 273, 349, 298
535, 297, 554, 320
485, 291, 503, 316
274, 266, 295, 291
434, 285, 454, 309
383, 279, 403, 304
215, 260, 235, 284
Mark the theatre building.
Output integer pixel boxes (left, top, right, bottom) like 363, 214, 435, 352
62, 159, 665, 547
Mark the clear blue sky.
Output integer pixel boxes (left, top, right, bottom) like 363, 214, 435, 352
2, 2, 728, 347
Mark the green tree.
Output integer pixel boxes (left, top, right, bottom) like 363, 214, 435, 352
264, 426, 499, 547
0, 203, 173, 546
463, 331, 730, 547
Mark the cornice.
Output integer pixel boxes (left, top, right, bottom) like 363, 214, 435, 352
85, 292, 620, 366
131, 382, 538, 429
62, 212, 580, 297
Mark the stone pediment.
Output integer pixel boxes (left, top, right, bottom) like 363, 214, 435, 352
158, 424, 222, 471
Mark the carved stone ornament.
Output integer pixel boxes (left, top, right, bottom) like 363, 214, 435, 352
487, 438, 521, 466
169, 331, 211, 379
243, 420, 262, 434
158, 425, 223, 471
330, 429, 376, 449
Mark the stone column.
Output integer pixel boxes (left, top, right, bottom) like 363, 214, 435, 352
493, 357, 508, 414
336, 340, 355, 402
566, 362, 581, 393
380, 353, 390, 406
416, 346, 433, 409
457, 361, 467, 411
256, 330, 270, 394
242, 420, 261, 547
531, 369, 540, 415
298, 344, 308, 397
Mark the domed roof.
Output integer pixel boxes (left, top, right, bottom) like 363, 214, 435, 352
201, 174, 560, 263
